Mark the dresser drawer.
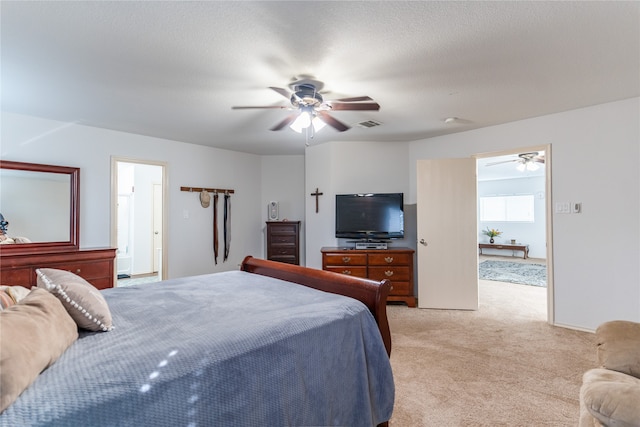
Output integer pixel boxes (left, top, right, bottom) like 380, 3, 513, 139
325, 266, 368, 278
0, 268, 32, 287
269, 234, 297, 245
368, 266, 411, 282
269, 256, 298, 265
388, 281, 410, 295
268, 223, 299, 234
45, 260, 112, 280
323, 253, 367, 266
269, 247, 297, 257
90, 277, 114, 291
368, 253, 411, 266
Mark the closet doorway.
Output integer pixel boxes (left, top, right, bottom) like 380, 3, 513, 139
111, 158, 167, 284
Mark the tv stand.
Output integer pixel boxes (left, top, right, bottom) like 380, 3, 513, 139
321, 247, 416, 307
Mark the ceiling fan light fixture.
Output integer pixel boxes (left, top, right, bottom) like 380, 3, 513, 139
290, 111, 311, 133
312, 116, 326, 132
516, 159, 540, 172
233, 78, 377, 136
526, 162, 540, 171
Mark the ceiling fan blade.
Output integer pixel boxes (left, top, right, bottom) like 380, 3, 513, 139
231, 105, 289, 110
270, 114, 298, 131
485, 159, 518, 166
269, 87, 291, 99
332, 96, 373, 102
533, 158, 545, 164
328, 102, 380, 111
317, 111, 350, 132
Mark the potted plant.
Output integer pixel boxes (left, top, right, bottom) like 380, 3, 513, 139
482, 227, 502, 244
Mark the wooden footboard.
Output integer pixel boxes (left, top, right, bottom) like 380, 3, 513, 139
241, 256, 392, 356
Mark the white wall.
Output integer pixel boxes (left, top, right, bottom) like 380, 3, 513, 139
478, 176, 547, 259
408, 98, 640, 331
260, 155, 306, 265
305, 140, 411, 269
1, 112, 264, 279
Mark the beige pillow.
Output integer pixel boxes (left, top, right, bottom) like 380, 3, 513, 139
36, 268, 113, 332
0, 285, 32, 304
0, 288, 79, 412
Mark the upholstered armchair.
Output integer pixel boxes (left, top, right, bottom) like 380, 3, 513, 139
579, 320, 640, 427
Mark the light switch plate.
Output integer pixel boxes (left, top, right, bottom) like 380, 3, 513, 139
555, 202, 571, 214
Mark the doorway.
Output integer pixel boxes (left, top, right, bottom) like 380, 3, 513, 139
476, 147, 549, 319
416, 144, 553, 324
111, 158, 167, 285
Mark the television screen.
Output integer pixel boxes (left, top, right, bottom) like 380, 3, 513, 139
335, 193, 404, 240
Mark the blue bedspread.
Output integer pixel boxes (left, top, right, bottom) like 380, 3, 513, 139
1, 270, 394, 426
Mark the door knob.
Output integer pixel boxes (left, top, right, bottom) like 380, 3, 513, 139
419, 239, 428, 246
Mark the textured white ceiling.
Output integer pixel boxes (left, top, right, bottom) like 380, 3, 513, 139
1, 1, 638, 155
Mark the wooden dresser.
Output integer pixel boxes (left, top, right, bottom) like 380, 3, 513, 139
266, 221, 301, 265
0, 247, 117, 290
321, 247, 416, 307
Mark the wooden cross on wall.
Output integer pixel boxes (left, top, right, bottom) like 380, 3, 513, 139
310, 188, 323, 213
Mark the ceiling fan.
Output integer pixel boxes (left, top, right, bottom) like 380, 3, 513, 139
485, 152, 545, 171
231, 76, 380, 133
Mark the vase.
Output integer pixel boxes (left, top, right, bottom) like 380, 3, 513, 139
490, 238, 495, 243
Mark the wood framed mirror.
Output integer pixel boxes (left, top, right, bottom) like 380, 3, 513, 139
0, 160, 79, 255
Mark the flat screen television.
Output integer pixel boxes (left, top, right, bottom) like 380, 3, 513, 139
335, 193, 404, 240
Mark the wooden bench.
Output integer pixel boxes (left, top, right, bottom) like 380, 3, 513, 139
478, 243, 529, 259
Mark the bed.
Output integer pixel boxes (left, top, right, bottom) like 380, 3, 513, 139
0, 256, 394, 426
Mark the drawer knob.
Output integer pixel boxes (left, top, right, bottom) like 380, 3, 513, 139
384, 270, 394, 277
342, 256, 351, 263
75, 269, 81, 274
384, 257, 394, 263
341, 270, 352, 275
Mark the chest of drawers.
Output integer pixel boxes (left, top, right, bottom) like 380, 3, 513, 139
0, 247, 117, 290
266, 221, 301, 265
321, 247, 416, 307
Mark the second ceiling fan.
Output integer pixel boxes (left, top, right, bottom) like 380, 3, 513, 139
486, 152, 545, 171
232, 76, 380, 133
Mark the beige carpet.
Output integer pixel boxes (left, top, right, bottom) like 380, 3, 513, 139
387, 278, 594, 426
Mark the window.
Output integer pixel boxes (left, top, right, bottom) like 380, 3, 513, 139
480, 195, 534, 222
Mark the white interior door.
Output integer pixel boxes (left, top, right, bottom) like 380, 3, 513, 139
417, 158, 478, 309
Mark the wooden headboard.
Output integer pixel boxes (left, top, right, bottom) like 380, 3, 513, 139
241, 256, 392, 356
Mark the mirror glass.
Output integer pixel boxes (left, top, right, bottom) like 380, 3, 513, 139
0, 160, 79, 254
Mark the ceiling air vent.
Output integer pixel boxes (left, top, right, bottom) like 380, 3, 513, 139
357, 120, 382, 128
